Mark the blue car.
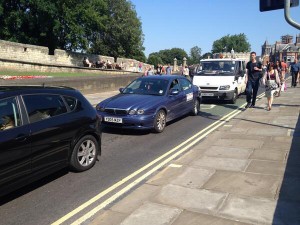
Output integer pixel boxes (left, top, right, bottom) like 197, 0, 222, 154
96, 75, 201, 133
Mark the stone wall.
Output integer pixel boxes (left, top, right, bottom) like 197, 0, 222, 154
0, 39, 151, 72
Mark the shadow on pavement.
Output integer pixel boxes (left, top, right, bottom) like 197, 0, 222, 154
272, 113, 300, 224
0, 168, 68, 205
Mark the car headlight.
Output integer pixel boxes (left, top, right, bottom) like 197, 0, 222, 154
128, 109, 136, 115
96, 105, 105, 111
219, 85, 230, 90
137, 109, 145, 115
128, 109, 145, 115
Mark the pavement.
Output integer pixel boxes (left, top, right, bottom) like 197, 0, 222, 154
84, 83, 300, 225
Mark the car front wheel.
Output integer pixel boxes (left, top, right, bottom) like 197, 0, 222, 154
70, 135, 99, 172
191, 99, 200, 116
153, 109, 166, 133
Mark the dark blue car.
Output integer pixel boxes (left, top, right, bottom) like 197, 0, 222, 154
96, 75, 201, 133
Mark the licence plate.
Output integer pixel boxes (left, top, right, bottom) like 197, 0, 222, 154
201, 93, 214, 96
104, 117, 123, 123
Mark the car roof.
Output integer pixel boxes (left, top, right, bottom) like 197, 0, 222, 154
0, 85, 78, 98
139, 75, 184, 80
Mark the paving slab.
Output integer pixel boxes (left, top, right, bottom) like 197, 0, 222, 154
169, 167, 215, 188
213, 139, 263, 149
148, 165, 216, 189
120, 202, 182, 225
204, 146, 253, 159
154, 184, 226, 214
250, 149, 288, 161
147, 165, 186, 186
90, 210, 126, 225
219, 195, 277, 224
247, 127, 289, 136
172, 210, 251, 225
246, 160, 286, 176
174, 147, 206, 165
261, 140, 292, 151
192, 156, 249, 172
221, 133, 272, 141
203, 171, 281, 199
111, 184, 160, 214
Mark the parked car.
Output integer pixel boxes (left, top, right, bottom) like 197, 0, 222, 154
96, 75, 201, 133
0, 85, 102, 196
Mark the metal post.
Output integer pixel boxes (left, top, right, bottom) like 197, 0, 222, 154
284, 0, 300, 29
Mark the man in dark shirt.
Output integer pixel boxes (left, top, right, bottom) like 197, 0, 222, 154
245, 52, 263, 108
290, 58, 300, 87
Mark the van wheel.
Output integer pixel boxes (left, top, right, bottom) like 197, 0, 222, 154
70, 135, 99, 172
229, 89, 238, 104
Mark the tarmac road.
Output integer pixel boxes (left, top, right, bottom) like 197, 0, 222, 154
0, 90, 264, 225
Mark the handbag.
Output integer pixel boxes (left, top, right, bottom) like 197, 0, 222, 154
266, 72, 278, 90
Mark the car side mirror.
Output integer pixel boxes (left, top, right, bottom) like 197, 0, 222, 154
119, 88, 124, 93
170, 88, 179, 95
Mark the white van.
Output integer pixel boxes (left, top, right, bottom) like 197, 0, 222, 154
192, 58, 247, 104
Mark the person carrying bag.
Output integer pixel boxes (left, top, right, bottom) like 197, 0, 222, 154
262, 62, 281, 111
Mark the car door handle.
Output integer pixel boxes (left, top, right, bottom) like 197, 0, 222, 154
15, 134, 29, 142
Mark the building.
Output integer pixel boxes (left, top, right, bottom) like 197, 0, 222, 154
261, 34, 300, 64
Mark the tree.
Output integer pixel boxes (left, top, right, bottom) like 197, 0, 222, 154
201, 52, 213, 59
212, 33, 251, 54
88, 0, 145, 60
147, 54, 163, 66
189, 46, 202, 64
0, 0, 145, 61
149, 48, 188, 65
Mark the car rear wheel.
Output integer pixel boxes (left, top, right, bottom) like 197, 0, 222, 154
191, 99, 200, 116
70, 135, 99, 171
153, 109, 166, 133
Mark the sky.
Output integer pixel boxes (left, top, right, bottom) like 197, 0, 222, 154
130, 0, 300, 57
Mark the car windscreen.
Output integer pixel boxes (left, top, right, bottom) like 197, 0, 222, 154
195, 61, 236, 76
122, 78, 169, 96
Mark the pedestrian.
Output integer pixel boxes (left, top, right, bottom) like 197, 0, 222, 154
147, 67, 154, 75
289, 58, 300, 87
166, 64, 172, 75
262, 62, 281, 111
245, 51, 263, 108
161, 65, 166, 74
275, 60, 284, 96
280, 60, 288, 79
156, 64, 162, 75
182, 65, 189, 78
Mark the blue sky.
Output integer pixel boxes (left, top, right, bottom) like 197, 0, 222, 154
130, 0, 300, 57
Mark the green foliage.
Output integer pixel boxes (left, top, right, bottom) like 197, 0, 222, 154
201, 52, 213, 59
149, 48, 188, 65
212, 33, 251, 54
189, 46, 202, 64
147, 54, 163, 66
0, 0, 144, 61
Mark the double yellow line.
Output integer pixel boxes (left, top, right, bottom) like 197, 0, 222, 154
52, 95, 264, 225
